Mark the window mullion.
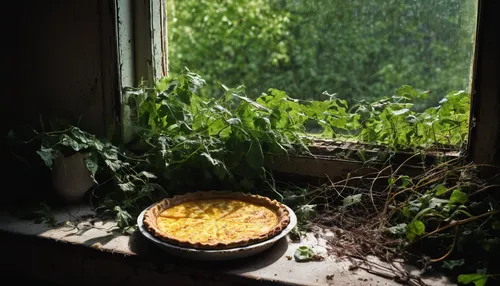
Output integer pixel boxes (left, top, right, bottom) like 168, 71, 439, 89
115, 0, 167, 143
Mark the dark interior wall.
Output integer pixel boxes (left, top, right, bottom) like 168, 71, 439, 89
3, 0, 117, 137
0, 1, 117, 208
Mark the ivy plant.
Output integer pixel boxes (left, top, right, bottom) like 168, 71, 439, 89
7, 68, 471, 238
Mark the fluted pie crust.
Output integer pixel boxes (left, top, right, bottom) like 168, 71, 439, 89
143, 191, 290, 249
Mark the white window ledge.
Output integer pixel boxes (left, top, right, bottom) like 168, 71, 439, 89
0, 206, 454, 286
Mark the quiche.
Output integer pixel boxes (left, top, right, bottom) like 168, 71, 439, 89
143, 191, 290, 249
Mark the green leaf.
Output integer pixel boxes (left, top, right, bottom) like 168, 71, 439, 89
403, 199, 423, 218
457, 274, 488, 286
430, 193, 450, 205
406, 220, 425, 241
70, 127, 91, 144
91, 140, 105, 151
449, 189, 468, 205
342, 194, 363, 208
391, 108, 410, 116
406, 115, 418, 124
386, 223, 407, 236
226, 118, 242, 125
254, 117, 271, 129
60, 134, 86, 151
236, 95, 271, 112
246, 139, 264, 170
294, 246, 314, 262
214, 105, 231, 115
37, 147, 55, 168
396, 85, 419, 100
441, 259, 464, 270
403, 206, 411, 217
435, 184, 448, 196
84, 153, 99, 177
118, 182, 135, 192
138, 171, 157, 179
105, 159, 123, 172
400, 175, 411, 188
296, 204, 316, 221
155, 77, 169, 92
176, 88, 192, 105
114, 206, 133, 229
185, 69, 206, 93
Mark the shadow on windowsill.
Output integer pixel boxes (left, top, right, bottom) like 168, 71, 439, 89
128, 229, 289, 272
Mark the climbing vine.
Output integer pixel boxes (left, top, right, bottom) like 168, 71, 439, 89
8, 68, 485, 285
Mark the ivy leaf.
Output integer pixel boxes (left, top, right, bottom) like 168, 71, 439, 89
176, 87, 192, 105
400, 175, 411, 188
105, 159, 123, 172
226, 118, 242, 125
91, 140, 105, 151
84, 153, 99, 178
185, 69, 206, 93
396, 85, 419, 100
386, 223, 407, 236
441, 259, 465, 270
114, 206, 133, 229
406, 115, 418, 124
60, 134, 86, 151
214, 105, 231, 115
403, 200, 422, 218
70, 127, 91, 144
118, 182, 135, 192
254, 117, 271, 129
246, 139, 264, 170
449, 189, 468, 205
294, 246, 314, 262
342, 194, 363, 208
428, 197, 449, 209
295, 204, 316, 221
140, 184, 156, 194
37, 147, 55, 169
406, 220, 425, 241
435, 184, 448, 196
391, 108, 410, 116
236, 95, 271, 112
457, 274, 489, 286
138, 171, 157, 179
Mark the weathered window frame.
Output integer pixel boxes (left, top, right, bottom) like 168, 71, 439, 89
113, 0, 500, 180
114, 0, 168, 143
467, 0, 500, 167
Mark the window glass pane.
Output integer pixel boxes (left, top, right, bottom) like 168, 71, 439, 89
167, 0, 477, 147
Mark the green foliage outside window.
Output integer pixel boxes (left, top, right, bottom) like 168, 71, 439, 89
167, 0, 476, 111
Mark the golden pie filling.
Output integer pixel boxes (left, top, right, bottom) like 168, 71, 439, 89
155, 199, 280, 245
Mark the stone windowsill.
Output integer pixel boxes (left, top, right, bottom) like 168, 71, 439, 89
0, 205, 455, 286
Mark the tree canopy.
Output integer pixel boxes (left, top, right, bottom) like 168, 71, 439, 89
167, 0, 476, 109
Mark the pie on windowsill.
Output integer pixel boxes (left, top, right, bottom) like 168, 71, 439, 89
143, 191, 290, 249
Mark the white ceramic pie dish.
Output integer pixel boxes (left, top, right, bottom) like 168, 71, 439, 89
137, 203, 297, 261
